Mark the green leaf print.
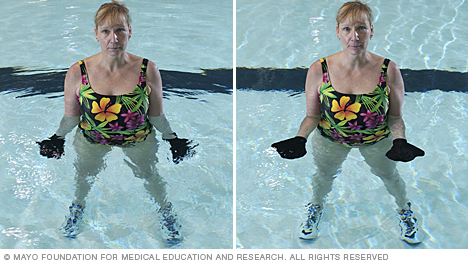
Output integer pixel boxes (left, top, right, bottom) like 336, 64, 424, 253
320, 84, 336, 107
120, 86, 148, 114
79, 84, 96, 108
324, 111, 349, 138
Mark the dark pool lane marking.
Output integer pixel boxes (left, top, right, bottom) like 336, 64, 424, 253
236, 67, 468, 93
0, 68, 233, 98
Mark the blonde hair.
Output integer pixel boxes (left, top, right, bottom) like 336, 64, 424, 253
94, 0, 131, 27
336, 0, 373, 25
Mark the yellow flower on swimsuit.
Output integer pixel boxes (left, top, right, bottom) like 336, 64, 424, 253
331, 96, 361, 121
91, 97, 122, 123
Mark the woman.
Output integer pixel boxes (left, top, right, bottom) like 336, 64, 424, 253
37, 1, 195, 242
272, 0, 425, 244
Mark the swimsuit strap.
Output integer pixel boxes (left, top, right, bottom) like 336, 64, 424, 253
142, 58, 148, 68
383, 58, 390, 68
320, 58, 329, 78
79, 60, 88, 79
381, 58, 390, 82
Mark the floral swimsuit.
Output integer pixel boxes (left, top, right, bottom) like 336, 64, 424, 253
78, 59, 152, 146
317, 58, 391, 148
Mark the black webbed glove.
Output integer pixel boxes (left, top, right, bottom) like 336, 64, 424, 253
386, 139, 425, 162
37, 134, 65, 159
165, 138, 198, 164
271, 136, 307, 159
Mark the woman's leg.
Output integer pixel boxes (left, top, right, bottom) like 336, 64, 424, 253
358, 138, 408, 210
72, 131, 111, 207
359, 138, 424, 243
310, 132, 351, 207
62, 131, 111, 237
300, 132, 351, 239
121, 132, 168, 208
122, 132, 181, 241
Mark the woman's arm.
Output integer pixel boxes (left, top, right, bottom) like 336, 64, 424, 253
64, 62, 82, 118
145, 60, 177, 139
145, 60, 197, 163
145, 60, 164, 117
295, 60, 323, 139
385, 61, 425, 161
386, 61, 406, 140
37, 63, 81, 159
271, 60, 322, 159
56, 62, 82, 137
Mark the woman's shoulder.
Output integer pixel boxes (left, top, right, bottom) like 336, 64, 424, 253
307, 57, 328, 78
66, 61, 83, 79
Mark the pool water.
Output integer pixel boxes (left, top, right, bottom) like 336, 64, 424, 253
236, 0, 468, 249
0, 88, 232, 249
236, 0, 468, 71
236, 89, 468, 249
0, 0, 233, 249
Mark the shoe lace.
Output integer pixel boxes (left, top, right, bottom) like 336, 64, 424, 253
159, 203, 181, 237
401, 210, 417, 236
305, 203, 322, 226
63, 204, 84, 234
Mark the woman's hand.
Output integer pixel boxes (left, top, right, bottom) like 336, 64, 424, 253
164, 138, 198, 164
37, 135, 65, 159
271, 136, 307, 159
386, 139, 424, 162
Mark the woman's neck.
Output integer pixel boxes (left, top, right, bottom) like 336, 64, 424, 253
97, 52, 130, 72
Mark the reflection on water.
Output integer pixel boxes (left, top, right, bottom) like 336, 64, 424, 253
0, 84, 233, 248
236, 87, 468, 249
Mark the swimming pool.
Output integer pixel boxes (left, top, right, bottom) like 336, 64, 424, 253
0, 0, 233, 249
236, 0, 468, 249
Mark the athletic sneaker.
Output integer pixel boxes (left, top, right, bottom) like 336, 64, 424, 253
397, 202, 425, 244
159, 202, 182, 243
299, 203, 323, 239
61, 203, 84, 238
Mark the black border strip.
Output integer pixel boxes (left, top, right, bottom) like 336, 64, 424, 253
0, 68, 233, 98
236, 67, 468, 92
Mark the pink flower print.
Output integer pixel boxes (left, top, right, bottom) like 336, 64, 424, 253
360, 110, 377, 122
322, 72, 330, 84
378, 73, 386, 86
335, 137, 348, 144
376, 114, 386, 126
82, 75, 89, 86
126, 119, 139, 130
110, 134, 125, 141
125, 113, 145, 130
91, 130, 104, 139
348, 121, 363, 130
97, 139, 109, 145
349, 133, 365, 141
138, 73, 146, 85
365, 118, 379, 129
136, 114, 146, 126
121, 110, 139, 123
330, 129, 342, 138
109, 122, 124, 131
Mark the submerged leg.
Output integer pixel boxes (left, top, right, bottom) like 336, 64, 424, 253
62, 131, 111, 238
359, 138, 408, 210
122, 132, 167, 207
359, 138, 424, 243
310, 133, 351, 207
300, 133, 350, 239
72, 131, 111, 207
122, 132, 182, 242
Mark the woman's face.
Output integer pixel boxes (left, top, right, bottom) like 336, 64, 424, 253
336, 16, 373, 56
95, 17, 132, 56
